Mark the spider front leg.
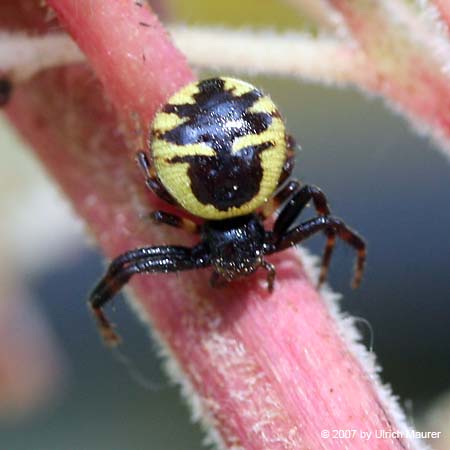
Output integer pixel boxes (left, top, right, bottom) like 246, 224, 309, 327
273, 216, 366, 289
273, 184, 337, 286
260, 180, 299, 220
89, 244, 210, 345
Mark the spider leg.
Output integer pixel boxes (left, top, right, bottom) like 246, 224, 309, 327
319, 230, 337, 286
274, 184, 330, 234
150, 210, 200, 234
136, 150, 178, 205
272, 216, 366, 289
105, 246, 189, 277
260, 180, 299, 220
273, 184, 337, 285
89, 244, 210, 345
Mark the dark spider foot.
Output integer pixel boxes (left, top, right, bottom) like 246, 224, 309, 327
317, 230, 336, 288
350, 261, 365, 289
89, 305, 122, 347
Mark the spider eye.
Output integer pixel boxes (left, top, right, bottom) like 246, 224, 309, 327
150, 77, 289, 220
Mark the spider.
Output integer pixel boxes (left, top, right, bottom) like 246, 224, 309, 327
89, 77, 366, 345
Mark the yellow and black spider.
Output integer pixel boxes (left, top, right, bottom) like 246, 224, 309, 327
89, 77, 366, 345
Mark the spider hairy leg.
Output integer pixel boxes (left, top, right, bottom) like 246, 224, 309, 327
89, 245, 210, 345
273, 215, 366, 289
260, 180, 299, 219
273, 184, 337, 286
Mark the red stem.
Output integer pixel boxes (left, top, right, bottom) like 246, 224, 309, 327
328, 0, 450, 153
432, 0, 450, 30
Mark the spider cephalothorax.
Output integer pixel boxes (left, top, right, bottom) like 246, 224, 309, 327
89, 77, 366, 345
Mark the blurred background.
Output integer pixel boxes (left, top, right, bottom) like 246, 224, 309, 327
0, 0, 449, 449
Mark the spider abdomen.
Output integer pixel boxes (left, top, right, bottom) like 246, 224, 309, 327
151, 77, 288, 220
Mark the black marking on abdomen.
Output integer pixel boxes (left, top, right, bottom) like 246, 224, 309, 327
159, 78, 276, 210
171, 142, 271, 211
161, 78, 273, 151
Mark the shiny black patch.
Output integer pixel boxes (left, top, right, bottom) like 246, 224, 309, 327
161, 78, 274, 211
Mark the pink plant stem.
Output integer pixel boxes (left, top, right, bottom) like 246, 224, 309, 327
4, 1, 420, 448
433, 0, 450, 30
326, 0, 450, 151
